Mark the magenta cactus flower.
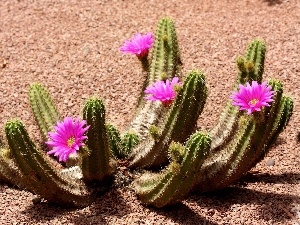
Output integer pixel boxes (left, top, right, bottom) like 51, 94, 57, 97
230, 81, 275, 114
120, 33, 154, 58
144, 77, 182, 106
46, 117, 90, 162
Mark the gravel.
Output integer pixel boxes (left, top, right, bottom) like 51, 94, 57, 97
0, 0, 299, 224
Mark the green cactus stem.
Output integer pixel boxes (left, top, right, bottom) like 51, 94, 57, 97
134, 132, 211, 208
251, 79, 293, 166
149, 17, 181, 83
129, 70, 207, 169
82, 98, 116, 182
106, 124, 139, 159
5, 119, 92, 207
209, 39, 266, 151
106, 123, 123, 158
191, 80, 293, 193
241, 39, 266, 83
121, 132, 139, 158
130, 17, 182, 144
29, 83, 60, 140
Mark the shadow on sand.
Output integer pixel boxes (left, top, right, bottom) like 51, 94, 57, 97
240, 171, 300, 184
190, 185, 299, 224
21, 189, 132, 225
263, 0, 283, 5
16, 171, 300, 224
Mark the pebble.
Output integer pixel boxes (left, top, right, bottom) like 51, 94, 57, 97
266, 158, 275, 166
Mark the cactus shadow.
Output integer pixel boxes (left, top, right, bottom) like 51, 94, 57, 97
189, 186, 299, 223
21, 202, 76, 223
239, 171, 300, 184
70, 188, 133, 225
262, 0, 283, 5
21, 188, 132, 224
150, 203, 218, 225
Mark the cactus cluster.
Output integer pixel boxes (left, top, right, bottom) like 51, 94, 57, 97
0, 17, 293, 209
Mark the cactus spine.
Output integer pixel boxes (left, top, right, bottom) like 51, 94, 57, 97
29, 83, 60, 140
129, 70, 207, 168
82, 98, 116, 182
5, 119, 92, 207
134, 132, 211, 208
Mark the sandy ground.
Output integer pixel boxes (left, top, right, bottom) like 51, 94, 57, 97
0, 0, 299, 224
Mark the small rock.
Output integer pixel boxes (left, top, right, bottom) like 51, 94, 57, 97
266, 158, 275, 166
32, 197, 41, 205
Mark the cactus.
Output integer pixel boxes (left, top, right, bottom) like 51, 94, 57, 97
29, 83, 60, 140
209, 39, 266, 151
129, 70, 207, 168
129, 17, 182, 144
5, 119, 92, 207
0, 17, 294, 210
133, 132, 211, 208
82, 98, 116, 182
191, 80, 293, 193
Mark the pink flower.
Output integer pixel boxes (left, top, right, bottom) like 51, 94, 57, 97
230, 81, 275, 114
46, 117, 90, 162
120, 33, 154, 58
144, 77, 182, 106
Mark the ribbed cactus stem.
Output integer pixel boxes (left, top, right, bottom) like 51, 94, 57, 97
251, 79, 293, 166
192, 80, 293, 193
29, 83, 60, 140
134, 132, 211, 208
106, 123, 123, 158
238, 39, 266, 84
5, 119, 92, 207
149, 17, 181, 82
209, 39, 266, 151
130, 17, 182, 142
82, 98, 116, 182
129, 70, 207, 168
121, 132, 139, 158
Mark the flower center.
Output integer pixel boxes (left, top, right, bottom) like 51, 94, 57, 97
67, 136, 75, 147
249, 98, 259, 106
